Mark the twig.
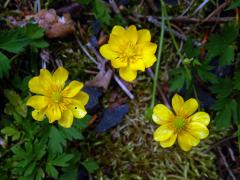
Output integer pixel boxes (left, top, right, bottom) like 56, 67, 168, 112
75, 35, 99, 66
147, 16, 187, 41
193, 0, 210, 14
217, 147, 236, 180
147, 68, 171, 108
113, 75, 134, 100
108, 0, 120, 14
181, 0, 195, 16
135, 14, 235, 24
203, 1, 230, 23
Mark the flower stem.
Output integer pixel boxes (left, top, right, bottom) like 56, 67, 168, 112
150, 0, 165, 108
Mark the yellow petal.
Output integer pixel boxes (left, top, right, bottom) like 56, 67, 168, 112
177, 132, 193, 151
125, 25, 138, 44
28, 77, 45, 95
152, 104, 174, 125
160, 133, 177, 148
189, 112, 210, 126
58, 110, 74, 128
111, 58, 128, 68
172, 94, 184, 115
45, 104, 61, 123
142, 53, 157, 68
153, 126, 174, 141
187, 122, 209, 139
72, 91, 89, 106
26, 95, 48, 109
53, 66, 69, 86
112, 25, 125, 36
108, 34, 125, 51
141, 42, 157, 54
129, 59, 145, 71
179, 98, 198, 117
69, 103, 87, 119
32, 109, 45, 121
137, 29, 151, 43
39, 69, 52, 82
119, 67, 137, 82
62, 81, 83, 98
100, 44, 118, 60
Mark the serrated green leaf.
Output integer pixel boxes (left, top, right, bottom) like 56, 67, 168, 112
197, 66, 219, 84
46, 163, 58, 179
35, 168, 45, 180
22, 24, 45, 40
82, 159, 99, 173
1, 127, 21, 141
183, 38, 200, 58
0, 28, 29, 53
0, 52, 10, 78
60, 127, 84, 141
215, 104, 232, 129
227, 0, 240, 10
51, 154, 74, 167
24, 161, 36, 176
48, 126, 66, 154
93, 0, 111, 25
210, 78, 233, 98
233, 72, 240, 90
219, 45, 235, 66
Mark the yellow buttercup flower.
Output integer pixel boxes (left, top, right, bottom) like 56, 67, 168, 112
100, 25, 157, 82
152, 94, 210, 151
26, 67, 89, 128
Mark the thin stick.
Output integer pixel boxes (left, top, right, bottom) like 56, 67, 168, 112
75, 35, 99, 66
150, 0, 165, 108
193, 0, 210, 14
217, 147, 236, 180
113, 75, 134, 100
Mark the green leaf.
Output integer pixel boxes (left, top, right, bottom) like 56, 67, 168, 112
60, 127, 84, 141
219, 45, 235, 66
24, 161, 36, 176
170, 67, 192, 91
46, 163, 58, 179
227, 0, 240, 10
197, 64, 218, 84
82, 159, 99, 173
1, 127, 21, 141
210, 78, 233, 98
48, 126, 66, 154
22, 24, 45, 40
0, 52, 10, 78
75, 0, 90, 4
51, 154, 74, 167
0, 28, 29, 53
233, 72, 240, 90
183, 38, 200, 58
93, 0, 111, 25
35, 168, 45, 180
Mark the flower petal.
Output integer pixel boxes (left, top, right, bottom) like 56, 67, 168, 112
152, 104, 174, 125
28, 77, 46, 95
137, 29, 151, 43
45, 104, 61, 123
108, 34, 125, 51
72, 91, 89, 106
26, 95, 48, 109
119, 67, 137, 82
125, 25, 138, 45
172, 94, 184, 115
53, 66, 69, 86
153, 126, 174, 141
112, 25, 125, 36
177, 132, 193, 151
189, 112, 210, 126
160, 133, 177, 148
111, 58, 128, 68
141, 42, 157, 54
187, 122, 209, 139
100, 44, 118, 60
69, 102, 87, 119
32, 109, 45, 121
58, 110, 74, 128
179, 98, 198, 117
142, 53, 157, 68
62, 81, 83, 98
129, 59, 145, 71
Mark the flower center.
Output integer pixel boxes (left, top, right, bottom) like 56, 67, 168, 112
51, 92, 62, 103
174, 117, 185, 129
121, 42, 141, 63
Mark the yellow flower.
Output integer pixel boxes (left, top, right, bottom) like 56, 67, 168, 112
100, 25, 157, 82
26, 67, 89, 128
152, 94, 210, 151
